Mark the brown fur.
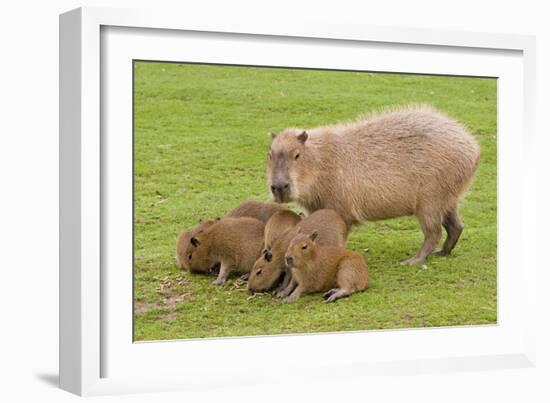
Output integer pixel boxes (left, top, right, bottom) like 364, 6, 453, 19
176, 200, 285, 271
175, 219, 218, 271
282, 232, 369, 303
262, 209, 302, 254
185, 217, 265, 285
267, 105, 480, 264
248, 209, 349, 293
226, 200, 286, 223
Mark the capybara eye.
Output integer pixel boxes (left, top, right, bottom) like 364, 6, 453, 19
295, 153, 300, 160
188, 254, 192, 260
301, 244, 307, 250
256, 269, 262, 276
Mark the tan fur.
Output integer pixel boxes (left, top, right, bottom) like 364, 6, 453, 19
263, 209, 302, 253
248, 209, 349, 293
185, 217, 265, 285
282, 232, 369, 303
267, 105, 480, 264
226, 200, 286, 223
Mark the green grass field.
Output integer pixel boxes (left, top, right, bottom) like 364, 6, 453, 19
133, 62, 497, 341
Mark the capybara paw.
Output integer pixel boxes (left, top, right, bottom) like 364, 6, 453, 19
323, 289, 338, 299
400, 256, 425, 265
239, 273, 250, 281
211, 278, 225, 286
283, 294, 299, 303
324, 289, 348, 303
275, 289, 289, 298
432, 248, 447, 256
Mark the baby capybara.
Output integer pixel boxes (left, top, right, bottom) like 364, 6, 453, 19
248, 209, 348, 294
283, 231, 369, 303
226, 200, 286, 224
267, 105, 480, 264
176, 200, 285, 271
185, 217, 265, 285
262, 209, 302, 255
175, 218, 218, 271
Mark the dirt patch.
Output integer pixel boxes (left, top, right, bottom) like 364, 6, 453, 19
134, 301, 157, 315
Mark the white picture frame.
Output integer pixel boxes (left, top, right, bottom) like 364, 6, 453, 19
59, 6, 537, 396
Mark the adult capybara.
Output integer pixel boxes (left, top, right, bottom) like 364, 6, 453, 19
283, 231, 369, 303
248, 209, 349, 294
267, 105, 480, 264
185, 217, 265, 285
262, 209, 302, 255
176, 200, 285, 271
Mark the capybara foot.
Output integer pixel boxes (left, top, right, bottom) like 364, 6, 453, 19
211, 278, 225, 286
400, 256, 426, 265
275, 289, 289, 298
431, 248, 446, 257
323, 289, 339, 299
239, 273, 250, 281
283, 293, 300, 303
324, 289, 350, 303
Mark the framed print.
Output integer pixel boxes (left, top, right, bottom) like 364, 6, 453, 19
59, 6, 537, 396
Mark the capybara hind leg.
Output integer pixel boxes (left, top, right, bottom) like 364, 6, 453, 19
401, 210, 442, 265
323, 288, 339, 299
324, 289, 351, 303
436, 207, 464, 256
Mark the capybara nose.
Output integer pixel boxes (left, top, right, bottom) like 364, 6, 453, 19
285, 255, 294, 266
271, 183, 290, 195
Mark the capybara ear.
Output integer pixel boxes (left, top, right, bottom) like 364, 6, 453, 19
297, 131, 308, 143
270, 131, 278, 139
198, 218, 204, 224
190, 237, 200, 247
298, 212, 306, 218
309, 231, 318, 242
265, 251, 272, 262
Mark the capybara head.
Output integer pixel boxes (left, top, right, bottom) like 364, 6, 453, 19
285, 231, 318, 269
248, 250, 285, 293
176, 218, 219, 271
267, 129, 310, 203
184, 230, 218, 274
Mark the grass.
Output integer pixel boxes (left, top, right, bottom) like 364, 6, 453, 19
133, 62, 497, 341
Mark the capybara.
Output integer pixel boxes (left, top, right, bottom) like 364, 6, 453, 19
283, 231, 369, 303
262, 209, 302, 255
226, 200, 287, 224
176, 200, 285, 271
185, 217, 265, 285
175, 218, 218, 271
248, 209, 348, 294
267, 105, 480, 264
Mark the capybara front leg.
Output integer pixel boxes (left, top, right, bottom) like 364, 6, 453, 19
239, 273, 250, 281
272, 270, 290, 296
401, 210, 442, 265
436, 207, 464, 256
212, 262, 231, 285
276, 277, 296, 298
283, 285, 303, 303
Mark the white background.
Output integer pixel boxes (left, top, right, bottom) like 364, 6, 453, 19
1, 0, 548, 402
